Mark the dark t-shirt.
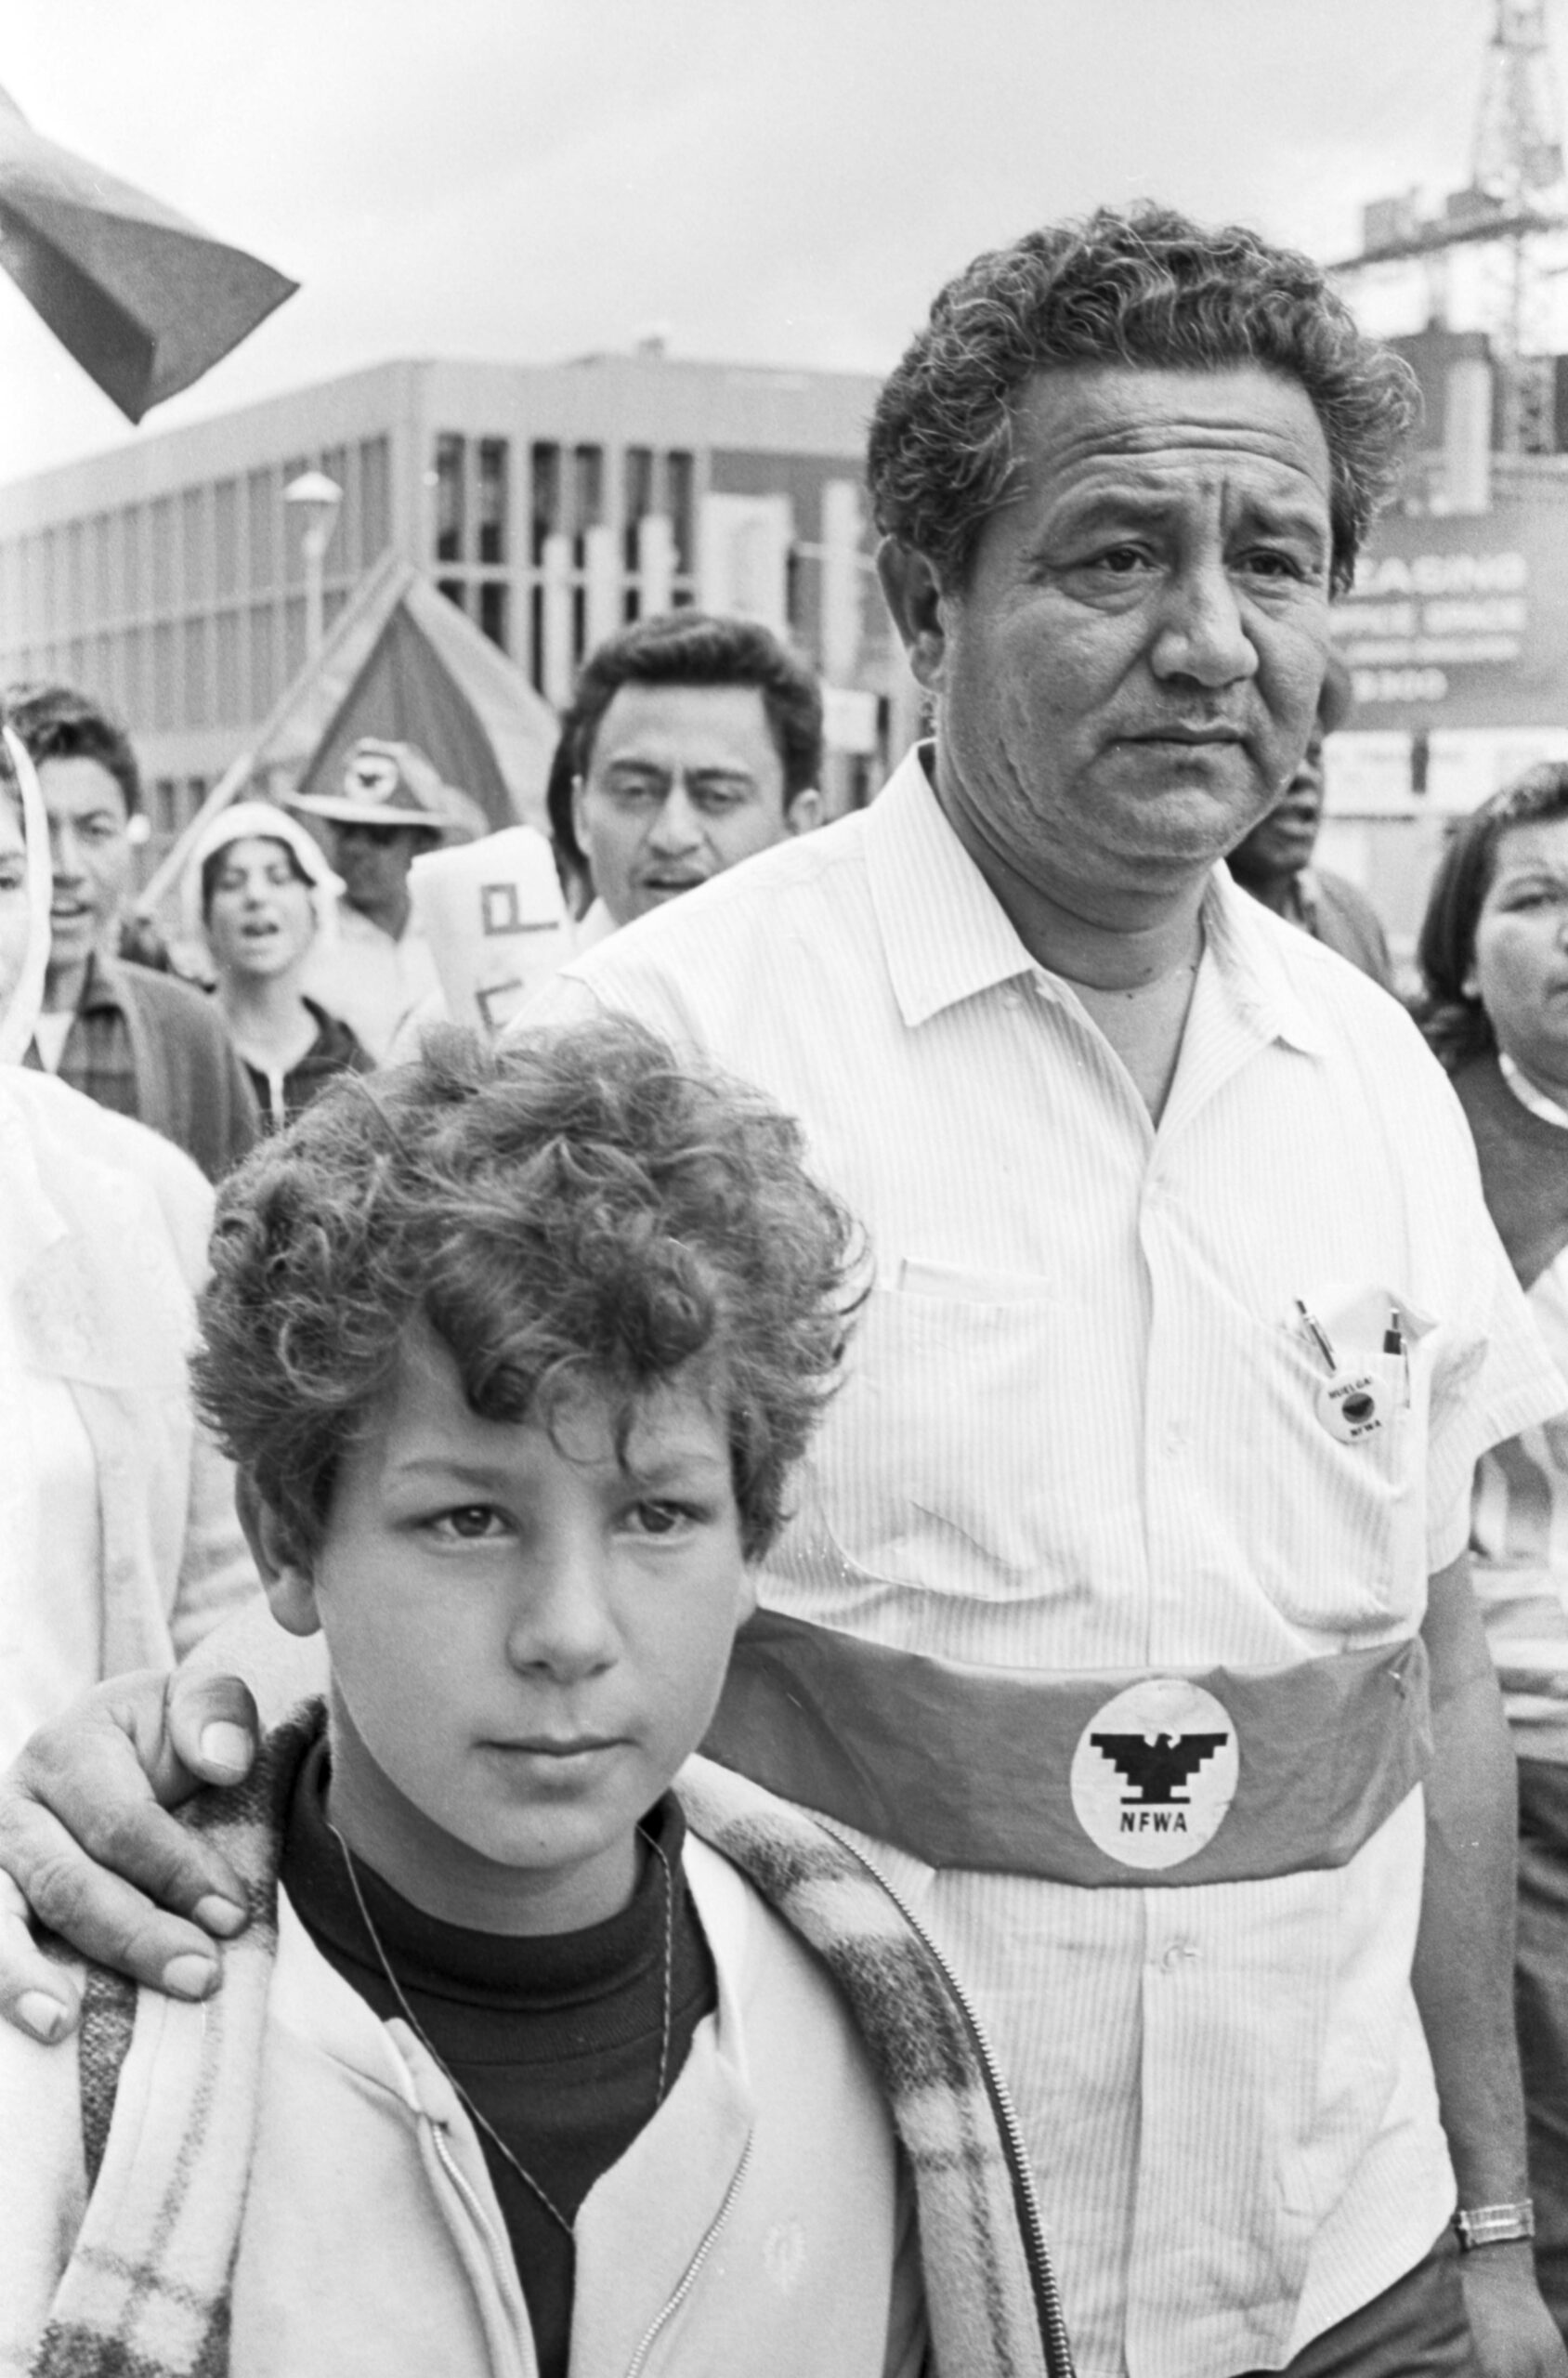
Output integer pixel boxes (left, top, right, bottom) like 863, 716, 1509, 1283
280, 1736, 716, 2378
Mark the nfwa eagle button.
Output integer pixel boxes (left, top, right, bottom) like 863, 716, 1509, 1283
1070, 1679, 1239, 1870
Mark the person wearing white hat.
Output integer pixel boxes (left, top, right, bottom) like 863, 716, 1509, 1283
291, 738, 467, 1061
181, 802, 371, 1131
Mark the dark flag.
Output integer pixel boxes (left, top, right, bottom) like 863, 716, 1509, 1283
0, 83, 296, 423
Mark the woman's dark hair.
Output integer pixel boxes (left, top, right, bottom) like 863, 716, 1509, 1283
1415, 763, 1568, 1071
193, 1017, 864, 1565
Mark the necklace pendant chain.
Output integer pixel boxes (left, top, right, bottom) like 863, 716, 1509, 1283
327, 1819, 675, 2243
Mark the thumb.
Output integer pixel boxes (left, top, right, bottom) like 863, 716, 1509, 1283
164, 1667, 262, 1788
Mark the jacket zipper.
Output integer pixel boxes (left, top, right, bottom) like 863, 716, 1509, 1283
621, 2135, 754, 2378
817, 1819, 1076, 2378
430, 2120, 532, 2375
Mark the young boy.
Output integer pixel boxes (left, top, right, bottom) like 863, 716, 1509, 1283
0, 1019, 1062, 2378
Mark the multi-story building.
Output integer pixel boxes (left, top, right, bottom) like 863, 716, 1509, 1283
0, 346, 910, 846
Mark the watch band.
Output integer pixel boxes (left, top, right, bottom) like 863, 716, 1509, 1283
1452, 2202, 1536, 2251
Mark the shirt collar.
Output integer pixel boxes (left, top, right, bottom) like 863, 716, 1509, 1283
868, 744, 1327, 1056
865, 748, 1041, 1028
1499, 1050, 1568, 1130
1200, 864, 1328, 1057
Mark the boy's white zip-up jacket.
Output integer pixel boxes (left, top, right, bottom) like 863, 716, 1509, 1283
0, 1708, 1068, 2378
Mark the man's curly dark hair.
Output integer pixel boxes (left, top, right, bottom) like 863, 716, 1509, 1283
867, 203, 1420, 596
192, 1018, 864, 1565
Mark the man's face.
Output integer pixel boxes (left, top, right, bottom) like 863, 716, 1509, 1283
571, 683, 817, 928
328, 820, 424, 915
905, 366, 1335, 913
38, 754, 134, 980
1227, 725, 1326, 887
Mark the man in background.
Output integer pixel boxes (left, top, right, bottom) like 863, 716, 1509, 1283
1227, 650, 1392, 986
6, 683, 258, 1181
546, 611, 823, 947
292, 737, 466, 1060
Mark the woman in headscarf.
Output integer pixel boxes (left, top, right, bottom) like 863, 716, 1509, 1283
1416, 763, 1568, 2336
181, 801, 371, 1130
0, 723, 255, 1766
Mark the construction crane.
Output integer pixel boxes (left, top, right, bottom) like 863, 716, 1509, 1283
1333, 0, 1568, 451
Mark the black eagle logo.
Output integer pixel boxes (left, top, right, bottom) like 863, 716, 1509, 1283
1090, 1731, 1228, 1804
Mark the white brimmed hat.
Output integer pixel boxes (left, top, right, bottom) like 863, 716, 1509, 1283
289, 737, 468, 835
180, 798, 345, 955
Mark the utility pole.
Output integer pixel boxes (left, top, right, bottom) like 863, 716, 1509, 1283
1333, 0, 1568, 454
1475, 0, 1567, 446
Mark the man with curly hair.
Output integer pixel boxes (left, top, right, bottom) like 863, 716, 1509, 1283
3, 205, 1563, 2378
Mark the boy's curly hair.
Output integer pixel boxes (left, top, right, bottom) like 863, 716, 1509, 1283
192, 1018, 865, 1564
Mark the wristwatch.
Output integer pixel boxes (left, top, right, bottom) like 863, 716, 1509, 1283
1452, 2202, 1536, 2251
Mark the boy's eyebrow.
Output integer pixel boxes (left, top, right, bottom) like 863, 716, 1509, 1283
391, 1454, 515, 1490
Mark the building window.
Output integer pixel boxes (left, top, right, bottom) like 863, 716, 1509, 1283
281, 460, 308, 587
249, 606, 276, 713
152, 621, 176, 731
477, 438, 508, 564
248, 470, 279, 593
572, 445, 604, 550
478, 581, 509, 651
183, 616, 211, 728
214, 480, 240, 600
623, 447, 654, 568
667, 451, 694, 574
90, 516, 111, 620
530, 442, 561, 564
435, 433, 465, 563
216, 611, 242, 725
438, 578, 466, 614
121, 507, 143, 617
66, 521, 85, 624
359, 436, 391, 568
40, 530, 58, 635
320, 446, 348, 561
151, 777, 178, 838
181, 488, 209, 608
150, 499, 175, 611
123, 626, 148, 724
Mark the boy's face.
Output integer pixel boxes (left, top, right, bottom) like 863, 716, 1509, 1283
253, 1326, 751, 1934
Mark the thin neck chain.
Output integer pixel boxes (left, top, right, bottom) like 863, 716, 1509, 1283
326, 1816, 675, 2241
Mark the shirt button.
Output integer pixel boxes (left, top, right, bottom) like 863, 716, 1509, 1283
1157, 1940, 1198, 1974
1001, 985, 1023, 1010
1164, 1419, 1188, 1457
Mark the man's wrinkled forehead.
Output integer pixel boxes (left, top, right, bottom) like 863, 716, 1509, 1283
1008, 362, 1334, 512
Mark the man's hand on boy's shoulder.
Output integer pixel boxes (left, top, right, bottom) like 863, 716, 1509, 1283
0, 1665, 260, 2042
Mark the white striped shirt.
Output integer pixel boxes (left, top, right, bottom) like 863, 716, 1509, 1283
521, 749, 1564, 2378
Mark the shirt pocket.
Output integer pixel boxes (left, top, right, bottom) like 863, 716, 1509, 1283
1242, 1304, 1431, 1632
799, 1275, 1065, 1600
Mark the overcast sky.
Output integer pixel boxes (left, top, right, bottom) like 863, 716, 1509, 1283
0, 0, 1538, 487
